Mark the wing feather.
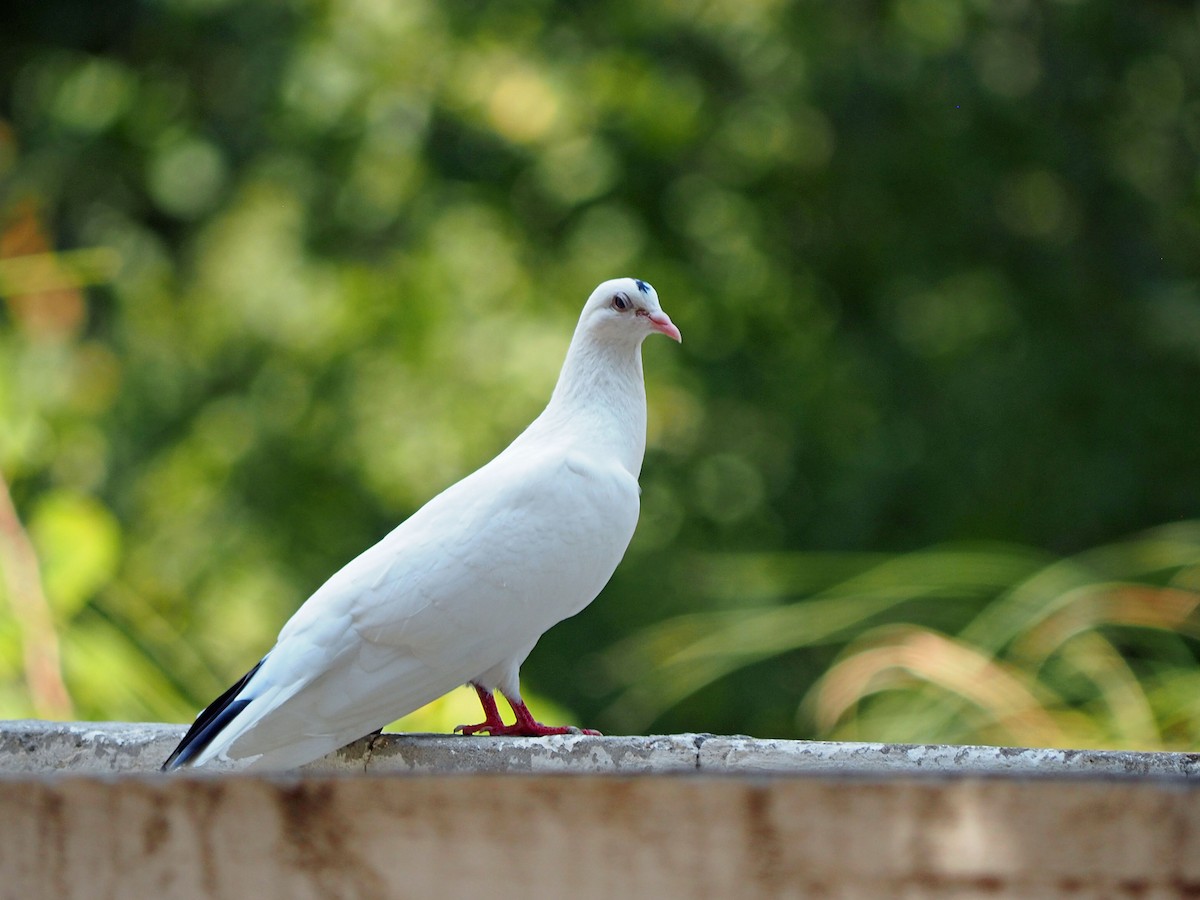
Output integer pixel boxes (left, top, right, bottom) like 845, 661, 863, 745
177, 440, 639, 769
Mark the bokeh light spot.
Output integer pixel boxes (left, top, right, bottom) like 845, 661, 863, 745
148, 138, 228, 220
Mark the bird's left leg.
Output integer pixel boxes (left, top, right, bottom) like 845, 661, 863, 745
454, 682, 509, 736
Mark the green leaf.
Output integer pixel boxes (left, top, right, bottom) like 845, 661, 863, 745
28, 491, 121, 620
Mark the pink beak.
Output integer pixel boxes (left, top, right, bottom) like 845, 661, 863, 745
647, 310, 682, 343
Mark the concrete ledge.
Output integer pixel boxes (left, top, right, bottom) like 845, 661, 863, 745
6, 766, 1200, 899
2, 719, 1199, 779
5, 722, 1200, 898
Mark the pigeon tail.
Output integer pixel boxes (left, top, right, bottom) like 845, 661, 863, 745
162, 656, 267, 770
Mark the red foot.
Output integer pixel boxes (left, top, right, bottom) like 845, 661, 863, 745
454, 684, 601, 737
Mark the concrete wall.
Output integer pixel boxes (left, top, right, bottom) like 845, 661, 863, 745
3, 721, 1199, 899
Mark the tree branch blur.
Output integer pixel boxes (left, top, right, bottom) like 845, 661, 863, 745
0, 472, 73, 720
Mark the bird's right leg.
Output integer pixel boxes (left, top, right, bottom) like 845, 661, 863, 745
454, 682, 509, 736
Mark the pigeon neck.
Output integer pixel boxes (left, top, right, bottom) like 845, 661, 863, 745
542, 336, 648, 477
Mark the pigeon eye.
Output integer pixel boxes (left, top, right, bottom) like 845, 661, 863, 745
612, 293, 630, 311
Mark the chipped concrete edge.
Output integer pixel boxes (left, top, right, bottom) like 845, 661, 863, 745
2, 720, 1199, 780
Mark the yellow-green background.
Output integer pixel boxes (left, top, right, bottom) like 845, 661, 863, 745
2, 0, 1200, 749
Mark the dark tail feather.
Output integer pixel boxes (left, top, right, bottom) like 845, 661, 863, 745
162, 657, 267, 771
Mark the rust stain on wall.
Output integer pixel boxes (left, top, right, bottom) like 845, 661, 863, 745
2, 773, 1200, 899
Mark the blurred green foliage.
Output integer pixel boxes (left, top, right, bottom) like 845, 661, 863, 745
607, 523, 1200, 748
1, 0, 1199, 747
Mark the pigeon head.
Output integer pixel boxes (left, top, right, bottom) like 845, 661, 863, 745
579, 277, 682, 345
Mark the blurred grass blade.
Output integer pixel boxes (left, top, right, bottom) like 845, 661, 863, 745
961, 524, 1200, 653
811, 625, 1068, 747
603, 545, 1048, 730
1053, 631, 1160, 749
608, 526, 1200, 748
0, 247, 121, 296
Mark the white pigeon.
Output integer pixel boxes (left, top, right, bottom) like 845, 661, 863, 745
163, 277, 681, 770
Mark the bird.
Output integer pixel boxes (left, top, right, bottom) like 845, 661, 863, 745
162, 277, 681, 771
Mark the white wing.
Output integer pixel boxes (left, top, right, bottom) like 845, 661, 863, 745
191, 442, 639, 769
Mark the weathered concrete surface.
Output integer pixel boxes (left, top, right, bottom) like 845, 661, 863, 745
5, 722, 1200, 898
2, 719, 1199, 778
4, 771, 1200, 899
